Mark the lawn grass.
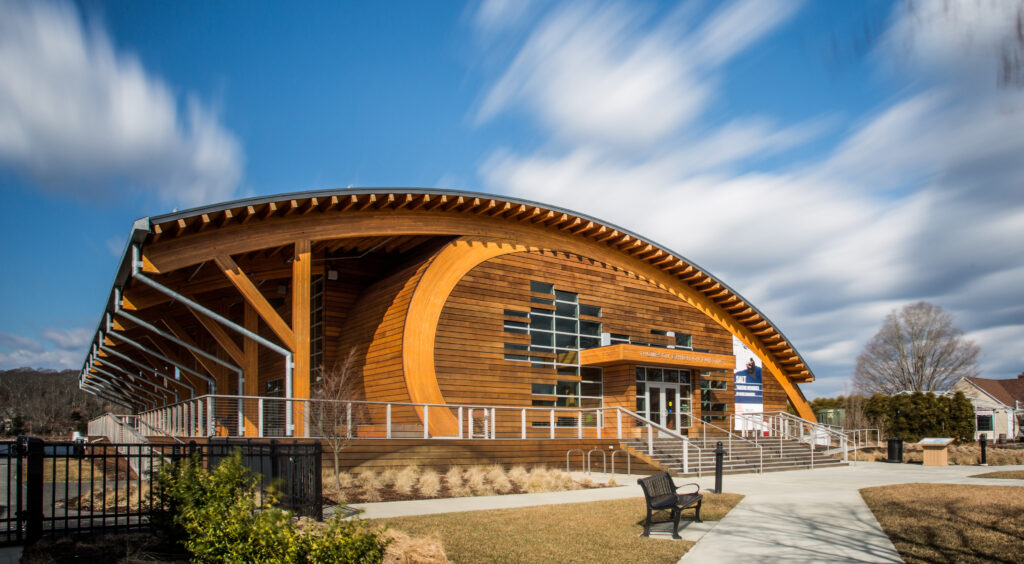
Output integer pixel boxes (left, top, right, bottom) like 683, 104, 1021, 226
374, 493, 743, 564
969, 470, 1024, 480
860, 483, 1024, 564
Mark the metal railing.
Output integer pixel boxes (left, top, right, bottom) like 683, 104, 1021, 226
731, 411, 851, 465
685, 414, 763, 473
126, 395, 634, 440
612, 407, 706, 476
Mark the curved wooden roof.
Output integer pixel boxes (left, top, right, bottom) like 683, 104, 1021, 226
83, 188, 813, 415
132, 188, 813, 383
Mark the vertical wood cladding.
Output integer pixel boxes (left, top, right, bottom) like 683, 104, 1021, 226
434, 250, 735, 409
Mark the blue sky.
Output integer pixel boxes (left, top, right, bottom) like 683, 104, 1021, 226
1, 0, 1022, 399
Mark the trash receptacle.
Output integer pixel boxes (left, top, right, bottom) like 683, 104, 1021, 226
886, 438, 903, 463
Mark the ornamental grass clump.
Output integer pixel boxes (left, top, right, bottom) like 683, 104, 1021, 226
155, 451, 388, 563
486, 465, 512, 494
464, 466, 494, 496
358, 470, 383, 502
445, 467, 471, 497
417, 469, 441, 498
507, 465, 529, 490
393, 466, 419, 496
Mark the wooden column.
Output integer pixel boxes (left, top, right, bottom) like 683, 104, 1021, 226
243, 304, 260, 437
292, 239, 311, 436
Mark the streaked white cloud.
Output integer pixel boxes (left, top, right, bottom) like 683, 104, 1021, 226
0, 327, 91, 370
475, 0, 1024, 396
0, 0, 243, 208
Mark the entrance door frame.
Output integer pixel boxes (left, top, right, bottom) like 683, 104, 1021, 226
646, 381, 689, 436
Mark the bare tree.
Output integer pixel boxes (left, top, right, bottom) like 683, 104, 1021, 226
309, 348, 366, 490
854, 302, 980, 394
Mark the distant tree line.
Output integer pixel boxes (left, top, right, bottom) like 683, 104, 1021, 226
0, 368, 114, 437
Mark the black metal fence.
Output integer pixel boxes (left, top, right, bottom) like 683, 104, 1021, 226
1, 437, 322, 546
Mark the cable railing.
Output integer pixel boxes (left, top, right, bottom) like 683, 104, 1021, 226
612, 407, 706, 476
730, 411, 851, 465
685, 414, 763, 473
124, 395, 636, 441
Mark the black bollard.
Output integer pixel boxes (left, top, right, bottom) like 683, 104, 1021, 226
980, 434, 987, 465
714, 441, 726, 494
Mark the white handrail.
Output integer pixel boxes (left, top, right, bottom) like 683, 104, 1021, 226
688, 414, 763, 474
613, 407, 705, 476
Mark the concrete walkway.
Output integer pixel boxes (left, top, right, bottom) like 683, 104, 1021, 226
682, 462, 1023, 563
338, 462, 1024, 563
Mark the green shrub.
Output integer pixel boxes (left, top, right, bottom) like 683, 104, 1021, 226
156, 450, 388, 563
863, 391, 975, 443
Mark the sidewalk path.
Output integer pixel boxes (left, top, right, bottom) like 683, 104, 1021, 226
680, 462, 1024, 563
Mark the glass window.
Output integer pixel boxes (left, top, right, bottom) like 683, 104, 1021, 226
503, 321, 528, 334
556, 381, 579, 395
556, 397, 578, 407
580, 381, 602, 396
504, 353, 529, 361
555, 290, 578, 303
647, 368, 663, 382
555, 334, 578, 348
610, 333, 630, 344
531, 331, 552, 347
675, 333, 693, 349
663, 369, 679, 383
700, 380, 728, 390
579, 320, 601, 336
505, 343, 529, 351
532, 383, 555, 395
555, 301, 577, 317
531, 281, 554, 294
504, 309, 529, 318
581, 367, 602, 380
531, 296, 554, 305
679, 370, 691, 385
581, 397, 602, 409
555, 318, 578, 333
556, 350, 579, 364
635, 367, 645, 380
579, 304, 602, 317
579, 337, 600, 349
976, 414, 994, 432
531, 314, 553, 330
651, 329, 671, 336
529, 346, 552, 353
531, 399, 556, 407
557, 366, 579, 376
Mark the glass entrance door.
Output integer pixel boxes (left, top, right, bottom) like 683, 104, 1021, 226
647, 382, 688, 436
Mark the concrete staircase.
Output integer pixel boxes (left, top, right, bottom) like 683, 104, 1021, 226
619, 432, 847, 476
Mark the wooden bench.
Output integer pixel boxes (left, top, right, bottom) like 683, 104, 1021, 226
638, 472, 703, 539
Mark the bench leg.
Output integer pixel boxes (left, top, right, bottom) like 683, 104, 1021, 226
671, 508, 682, 540
642, 506, 653, 537
695, 499, 703, 523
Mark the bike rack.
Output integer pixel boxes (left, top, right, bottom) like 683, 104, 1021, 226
586, 448, 607, 474
566, 448, 585, 473
610, 449, 631, 477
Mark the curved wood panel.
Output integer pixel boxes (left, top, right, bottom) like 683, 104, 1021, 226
403, 238, 531, 435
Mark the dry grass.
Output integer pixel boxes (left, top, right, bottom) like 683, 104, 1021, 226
418, 469, 441, 498
853, 444, 1024, 466
359, 470, 383, 502
56, 483, 154, 512
969, 470, 1024, 479
375, 494, 743, 564
394, 466, 419, 496
861, 483, 1024, 563
383, 529, 450, 564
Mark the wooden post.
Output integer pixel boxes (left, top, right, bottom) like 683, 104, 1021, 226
243, 304, 259, 436
292, 239, 311, 437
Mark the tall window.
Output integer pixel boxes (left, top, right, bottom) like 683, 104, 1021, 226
976, 413, 994, 432
310, 274, 325, 383
505, 281, 604, 424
